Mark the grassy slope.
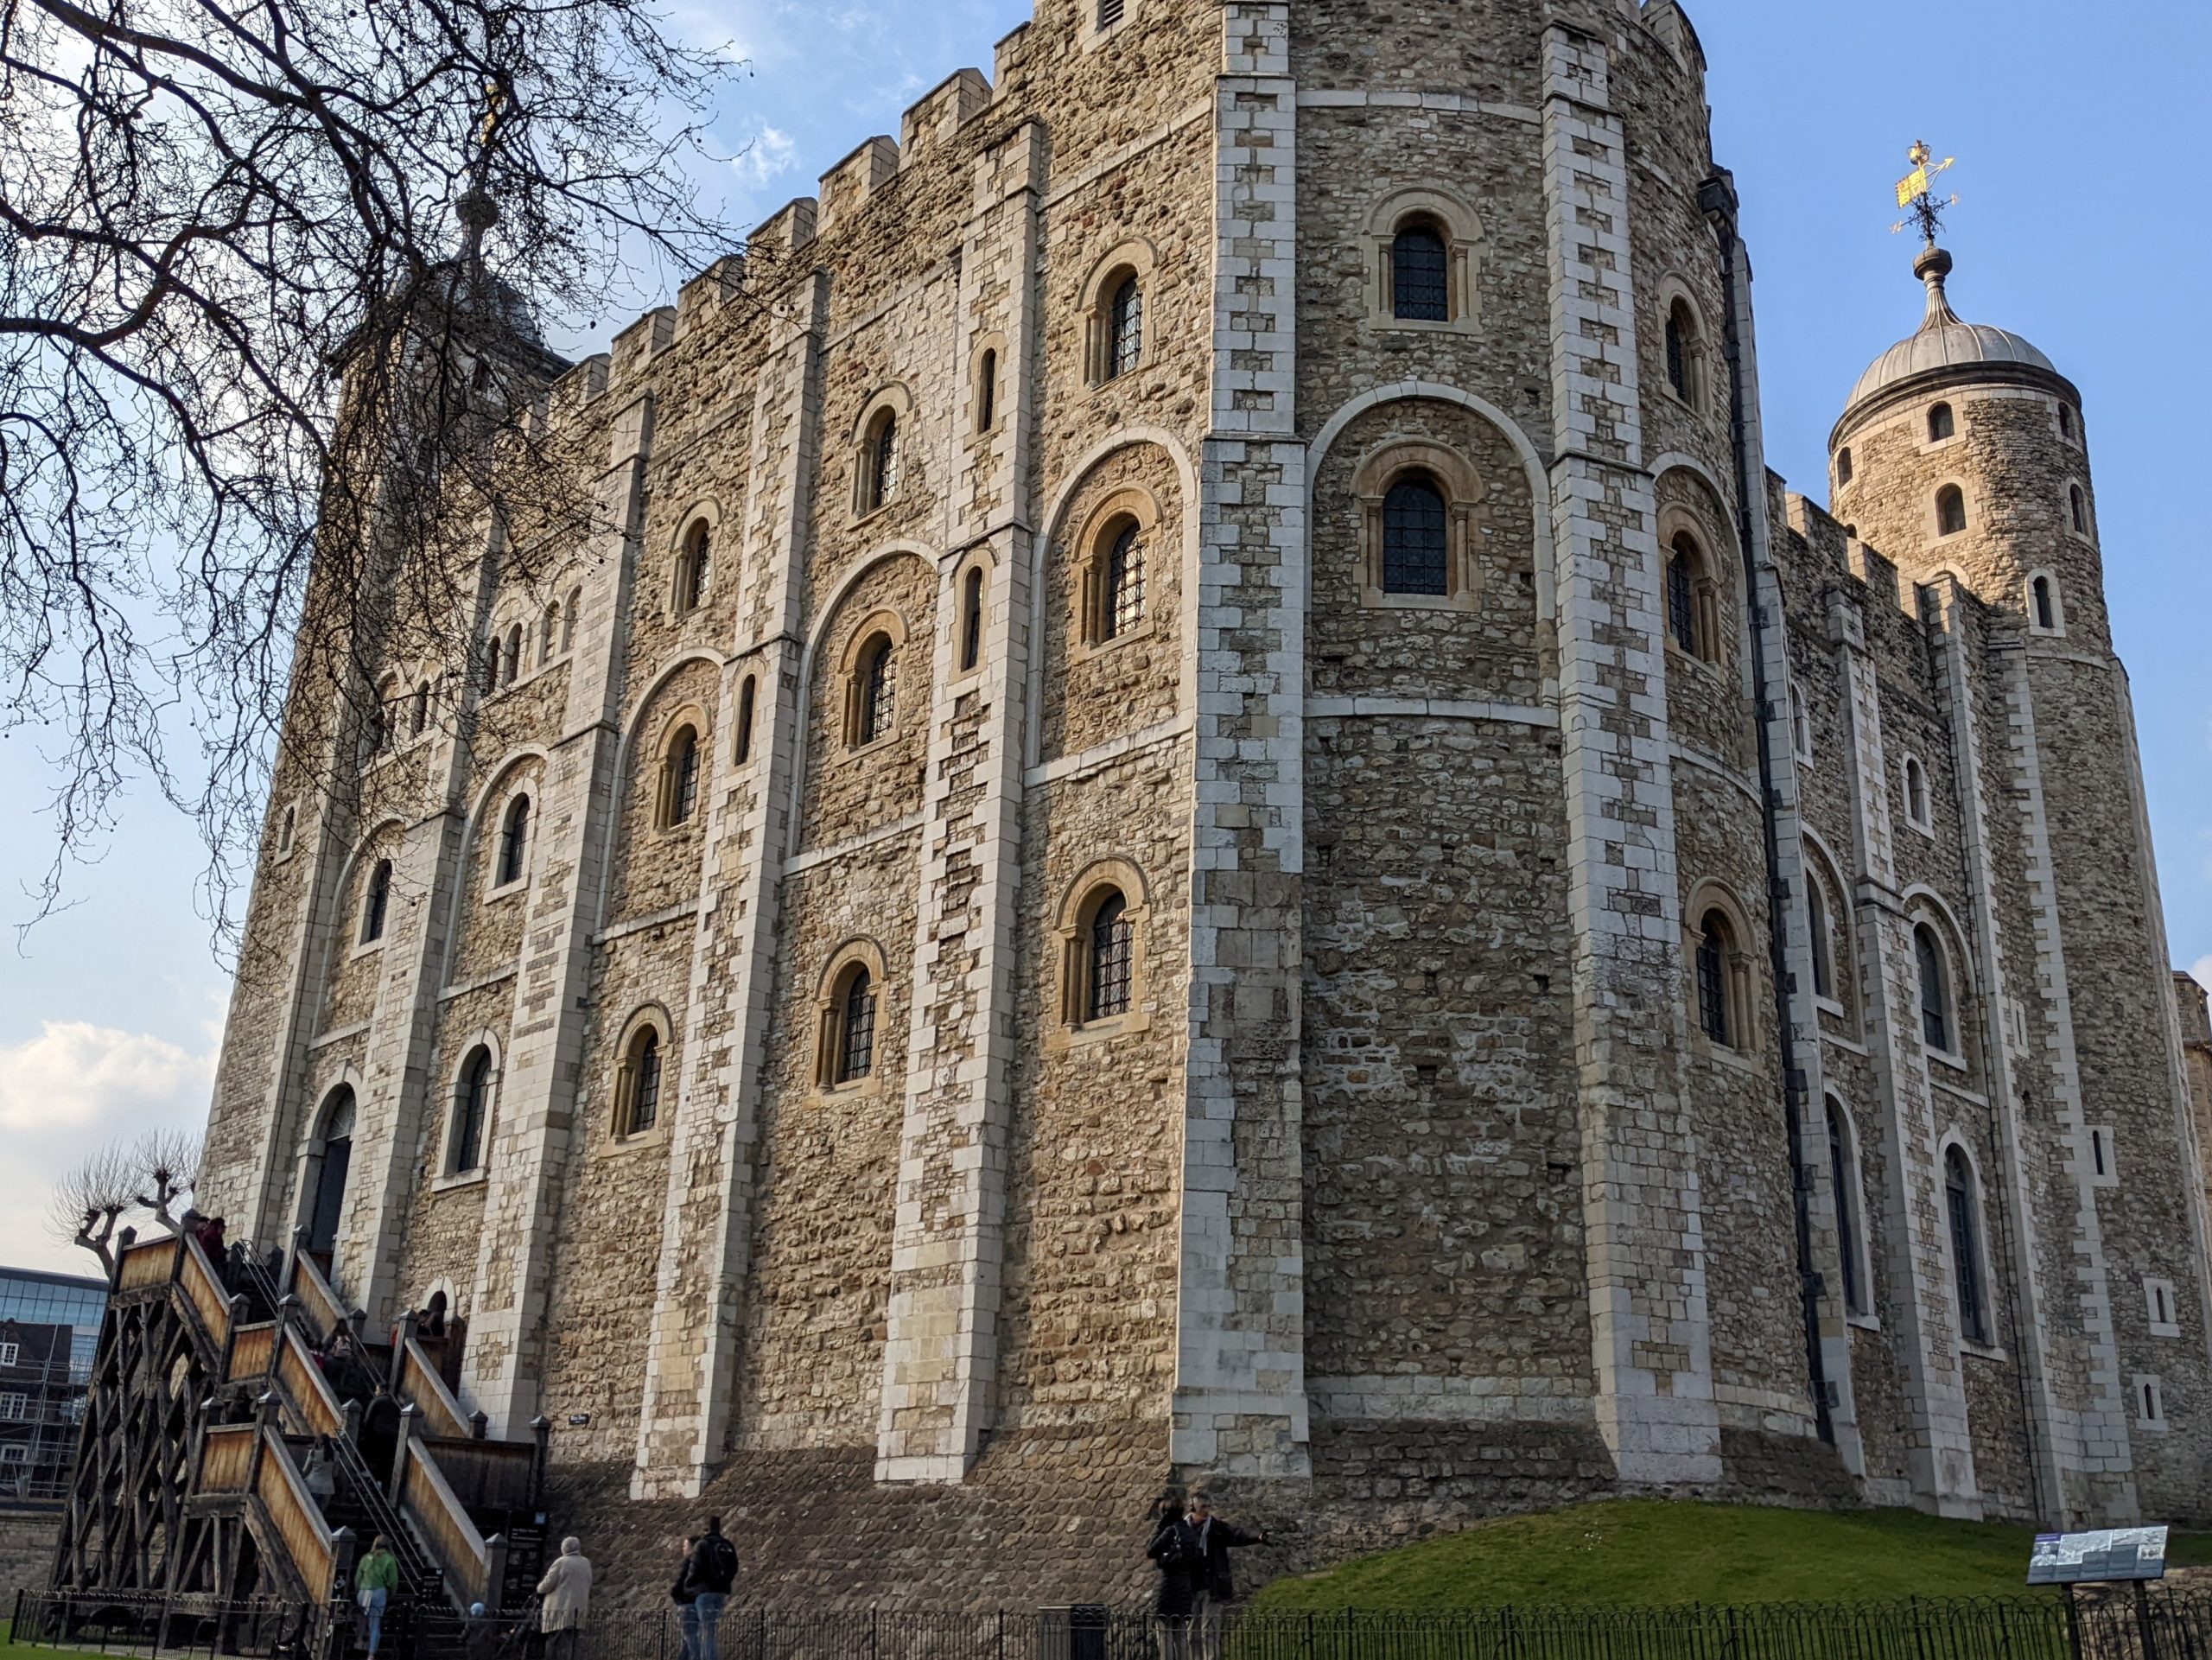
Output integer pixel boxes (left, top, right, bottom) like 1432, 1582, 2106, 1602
1253, 1500, 2210, 1611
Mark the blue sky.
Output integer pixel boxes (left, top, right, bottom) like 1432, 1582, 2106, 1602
3, 0, 2206, 1274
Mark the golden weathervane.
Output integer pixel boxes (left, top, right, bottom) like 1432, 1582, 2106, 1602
1892, 140, 1960, 246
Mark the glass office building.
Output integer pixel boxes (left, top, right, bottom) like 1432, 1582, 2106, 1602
0, 1266, 108, 1504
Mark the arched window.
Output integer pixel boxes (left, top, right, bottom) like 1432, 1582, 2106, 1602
1103, 522, 1147, 641
1808, 877, 1834, 1004
734, 676, 757, 765
1696, 908, 1736, 1048
410, 682, 431, 739
1836, 447, 1853, 487
497, 794, 531, 888
1827, 1100, 1865, 1317
1928, 403, 1955, 442
2058, 404, 2075, 441
562, 588, 581, 653
360, 858, 393, 945
1915, 923, 1953, 1053
1108, 276, 1143, 379
1791, 687, 1813, 764
617, 1024, 664, 1137
1381, 474, 1449, 597
1087, 891, 1135, 1021
837, 968, 876, 1084
858, 410, 900, 515
540, 606, 559, 666
1943, 1145, 1987, 1345
676, 522, 710, 614
1391, 221, 1450, 321
1936, 485, 1967, 537
856, 636, 895, 746
306, 1087, 355, 1260
1904, 756, 1930, 830
1666, 532, 1718, 662
450, 1048, 493, 1175
2032, 576, 2058, 633
501, 625, 524, 688
959, 566, 987, 673
374, 676, 400, 753
976, 350, 998, 434
2069, 486, 2088, 536
1665, 300, 1701, 409
659, 726, 701, 829
277, 804, 297, 856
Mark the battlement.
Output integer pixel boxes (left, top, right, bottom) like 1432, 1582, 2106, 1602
902, 67, 994, 159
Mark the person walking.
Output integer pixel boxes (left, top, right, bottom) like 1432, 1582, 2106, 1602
355, 1535, 401, 1657
1184, 1492, 1266, 1658
301, 1437, 336, 1506
672, 1536, 703, 1660
680, 1516, 740, 1660
536, 1536, 592, 1659
1145, 1491, 1201, 1659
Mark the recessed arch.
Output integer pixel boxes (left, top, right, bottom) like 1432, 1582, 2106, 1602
442, 1031, 504, 1179
1349, 437, 1487, 609
1826, 1094, 1872, 1320
787, 544, 939, 833
1655, 275, 1713, 414
670, 501, 723, 615
1051, 857, 1154, 1041
1362, 185, 1485, 330
1937, 1134, 1993, 1346
609, 1004, 675, 1141
1306, 384, 1556, 625
812, 938, 890, 1094
441, 749, 550, 944
1078, 239, 1159, 385
1685, 879, 1760, 1054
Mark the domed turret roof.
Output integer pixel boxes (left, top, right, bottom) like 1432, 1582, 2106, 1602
1845, 246, 2055, 411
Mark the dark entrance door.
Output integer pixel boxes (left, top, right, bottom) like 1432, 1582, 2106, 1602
307, 1135, 351, 1260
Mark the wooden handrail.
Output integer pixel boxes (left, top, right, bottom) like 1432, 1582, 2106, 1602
179, 1233, 231, 1349
398, 1339, 471, 1441
226, 1323, 278, 1384
275, 1326, 346, 1439
197, 1423, 257, 1495
395, 1438, 487, 1609
256, 1425, 337, 1599
116, 1234, 178, 1292
285, 1249, 348, 1347
414, 1436, 536, 1511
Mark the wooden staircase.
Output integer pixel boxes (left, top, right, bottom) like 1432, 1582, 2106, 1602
51, 1230, 549, 1616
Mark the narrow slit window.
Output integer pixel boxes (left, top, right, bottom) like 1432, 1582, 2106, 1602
858, 639, 895, 745
1696, 911, 1732, 1048
498, 795, 531, 888
501, 626, 524, 688
1382, 474, 1450, 597
1827, 1103, 1863, 1317
625, 1028, 662, 1136
664, 728, 701, 828
2069, 486, 2088, 536
2033, 576, 2056, 633
677, 524, 710, 614
360, 859, 393, 944
1944, 1147, 1986, 1345
1916, 925, 1951, 1053
865, 413, 900, 512
961, 567, 986, 672
734, 677, 756, 765
1667, 540, 1701, 657
452, 1050, 493, 1174
1936, 485, 1967, 537
1808, 879, 1834, 1003
1837, 447, 1854, 487
976, 351, 998, 434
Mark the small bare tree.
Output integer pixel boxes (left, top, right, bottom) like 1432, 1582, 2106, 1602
48, 1129, 206, 1274
2, 0, 740, 944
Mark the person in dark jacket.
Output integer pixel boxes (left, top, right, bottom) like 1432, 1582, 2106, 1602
680, 1516, 740, 1660
1184, 1492, 1266, 1656
671, 1537, 702, 1660
1145, 1491, 1200, 1652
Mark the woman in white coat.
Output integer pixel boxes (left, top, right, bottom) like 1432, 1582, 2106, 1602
536, 1536, 592, 1656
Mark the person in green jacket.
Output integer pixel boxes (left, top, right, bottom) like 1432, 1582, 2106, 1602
356, 1536, 401, 1657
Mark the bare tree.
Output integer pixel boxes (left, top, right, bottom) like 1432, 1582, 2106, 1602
48, 1129, 204, 1273
2, 0, 739, 944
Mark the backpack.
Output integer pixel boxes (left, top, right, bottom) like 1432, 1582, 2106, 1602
700, 1534, 739, 1593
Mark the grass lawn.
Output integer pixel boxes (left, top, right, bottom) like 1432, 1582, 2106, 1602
1251, 1500, 2212, 1611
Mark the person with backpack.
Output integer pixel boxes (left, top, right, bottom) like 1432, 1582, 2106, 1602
1145, 1491, 1201, 1657
680, 1517, 740, 1660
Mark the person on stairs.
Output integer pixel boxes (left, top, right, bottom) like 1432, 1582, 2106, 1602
356, 1535, 401, 1657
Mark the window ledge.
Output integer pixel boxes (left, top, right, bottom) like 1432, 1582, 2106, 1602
1923, 1046, 1973, 1078
1072, 619, 1157, 663
1046, 1010, 1153, 1054
348, 938, 387, 963
1694, 1037, 1763, 1075
603, 1125, 670, 1157
1365, 314, 1482, 339
1360, 585, 1482, 615
851, 496, 903, 530
810, 1075, 886, 1108
1664, 639, 1726, 680
485, 879, 528, 903
431, 1169, 488, 1195
1847, 1313, 1883, 1334
1815, 995, 1849, 1021
1821, 1029, 1869, 1058
1904, 815, 1936, 837
1958, 1340, 2007, 1364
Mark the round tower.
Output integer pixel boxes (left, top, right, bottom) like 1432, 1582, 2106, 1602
1828, 245, 2101, 649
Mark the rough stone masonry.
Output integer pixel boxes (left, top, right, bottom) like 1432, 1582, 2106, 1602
193, 0, 2212, 1607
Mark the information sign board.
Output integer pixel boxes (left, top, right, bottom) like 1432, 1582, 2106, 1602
2028, 1528, 2169, 1586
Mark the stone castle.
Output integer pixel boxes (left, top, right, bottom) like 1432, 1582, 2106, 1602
194, 0, 2212, 1603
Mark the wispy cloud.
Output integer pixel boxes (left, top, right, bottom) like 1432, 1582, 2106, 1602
728, 124, 798, 191
0, 1021, 218, 1275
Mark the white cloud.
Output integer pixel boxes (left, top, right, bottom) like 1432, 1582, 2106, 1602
0, 1021, 217, 1275
728, 124, 798, 190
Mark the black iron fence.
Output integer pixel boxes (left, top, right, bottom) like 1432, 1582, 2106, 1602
12, 1588, 2212, 1660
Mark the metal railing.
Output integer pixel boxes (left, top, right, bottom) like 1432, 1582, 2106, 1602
14, 1589, 2212, 1660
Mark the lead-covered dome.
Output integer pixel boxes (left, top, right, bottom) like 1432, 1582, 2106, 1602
1844, 246, 2054, 412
